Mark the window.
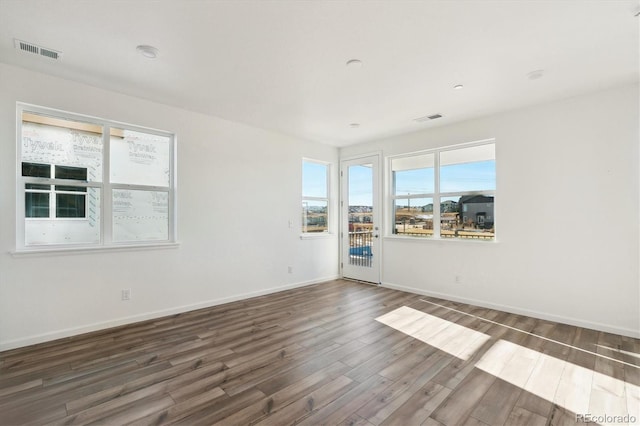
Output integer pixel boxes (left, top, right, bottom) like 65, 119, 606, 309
390, 141, 495, 240
23, 163, 88, 219
17, 105, 176, 250
302, 159, 329, 233
439, 144, 495, 239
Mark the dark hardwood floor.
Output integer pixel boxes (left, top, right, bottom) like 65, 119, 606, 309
0, 280, 638, 425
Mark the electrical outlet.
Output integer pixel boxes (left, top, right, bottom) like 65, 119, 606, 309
455, 275, 463, 284
287, 266, 293, 274
122, 289, 131, 301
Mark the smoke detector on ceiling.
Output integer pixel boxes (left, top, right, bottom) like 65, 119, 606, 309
14, 39, 62, 60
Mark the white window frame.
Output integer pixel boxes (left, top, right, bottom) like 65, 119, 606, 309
301, 158, 331, 235
388, 139, 496, 241
15, 103, 177, 253
23, 163, 89, 220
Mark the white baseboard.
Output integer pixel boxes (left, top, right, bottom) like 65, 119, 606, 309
382, 282, 640, 339
0, 275, 339, 351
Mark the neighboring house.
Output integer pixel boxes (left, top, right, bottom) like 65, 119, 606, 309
441, 200, 458, 213
459, 195, 495, 229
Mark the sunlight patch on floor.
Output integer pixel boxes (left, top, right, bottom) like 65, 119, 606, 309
376, 306, 639, 425
597, 344, 640, 360
375, 306, 491, 361
476, 339, 639, 425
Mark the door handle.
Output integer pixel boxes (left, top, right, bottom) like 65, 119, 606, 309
374, 234, 379, 238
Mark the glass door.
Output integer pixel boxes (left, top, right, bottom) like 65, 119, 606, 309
341, 155, 380, 284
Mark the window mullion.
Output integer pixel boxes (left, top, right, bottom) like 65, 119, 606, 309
433, 152, 441, 238
102, 124, 112, 245
48, 164, 55, 219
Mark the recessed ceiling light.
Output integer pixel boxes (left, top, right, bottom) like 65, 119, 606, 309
136, 45, 159, 59
346, 59, 363, 68
349, 123, 360, 128
527, 69, 545, 80
453, 84, 464, 90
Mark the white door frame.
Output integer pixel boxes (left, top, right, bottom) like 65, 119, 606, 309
340, 153, 382, 284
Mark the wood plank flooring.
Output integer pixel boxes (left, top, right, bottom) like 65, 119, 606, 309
1, 280, 638, 425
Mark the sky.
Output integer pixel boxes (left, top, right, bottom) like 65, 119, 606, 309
302, 160, 328, 198
396, 160, 496, 196
303, 159, 496, 207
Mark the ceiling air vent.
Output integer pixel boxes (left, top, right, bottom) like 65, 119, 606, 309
414, 113, 443, 123
14, 39, 62, 60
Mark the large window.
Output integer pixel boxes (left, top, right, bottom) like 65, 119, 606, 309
302, 159, 329, 233
391, 141, 495, 240
17, 105, 176, 250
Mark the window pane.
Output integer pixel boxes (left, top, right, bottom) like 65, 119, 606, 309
302, 200, 328, 233
348, 164, 373, 207
25, 187, 101, 246
55, 165, 87, 181
302, 161, 327, 198
112, 189, 169, 242
440, 195, 495, 240
110, 129, 171, 187
55, 166, 88, 192
56, 193, 86, 218
440, 160, 496, 193
25, 192, 49, 218
392, 154, 434, 195
22, 162, 51, 178
55, 185, 86, 192
440, 145, 495, 193
393, 197, 433, 237
26, 183, 50, 190
21, 115, 103, 182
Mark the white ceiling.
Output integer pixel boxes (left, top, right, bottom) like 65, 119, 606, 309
0, 0, 638, 147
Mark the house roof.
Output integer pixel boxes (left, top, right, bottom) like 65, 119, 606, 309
459, 195, 494, 204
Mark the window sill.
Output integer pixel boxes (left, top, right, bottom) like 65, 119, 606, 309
11, 242, 181, 257
299, 233, 335, 240
384, 235, 498, 244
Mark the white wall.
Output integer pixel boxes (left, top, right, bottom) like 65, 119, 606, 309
0, 63, 340, 350
342, 84, 640, 337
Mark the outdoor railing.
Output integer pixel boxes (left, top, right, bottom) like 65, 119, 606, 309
348, 230, 373, 267
395, 229, 494, 240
